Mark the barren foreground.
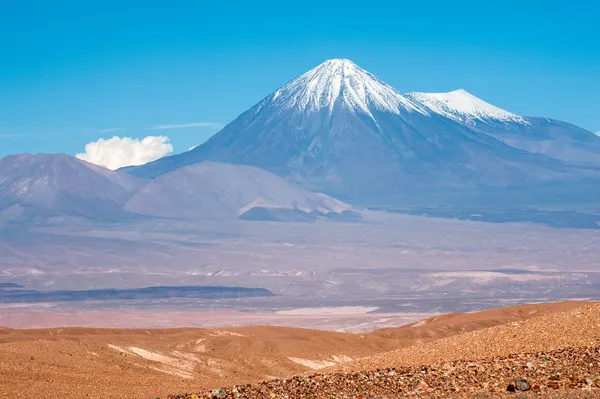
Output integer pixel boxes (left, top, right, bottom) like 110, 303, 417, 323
175, 346, 600, 398
172, 304, 600, 399
0, 301, 594, 399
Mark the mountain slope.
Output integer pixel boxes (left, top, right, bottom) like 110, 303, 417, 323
126, 59, 589, 200
409, 90, 600, 166
0, 153, 145, 220
482, 117, 600, 166
125, 161, 354, 221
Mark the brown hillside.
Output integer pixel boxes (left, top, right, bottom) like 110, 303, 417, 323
331, 303, 600, 373
0, 301, 592, 399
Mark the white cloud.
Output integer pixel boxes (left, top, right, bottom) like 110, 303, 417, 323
76, 136, 173, 170
147, 122, 223, 130
188, 145, 199, 151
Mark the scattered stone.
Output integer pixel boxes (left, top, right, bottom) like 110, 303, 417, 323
507, 379, 531, 392
526, 361, 536, 370
512, 379, 531, 391
167, 346, 600, 398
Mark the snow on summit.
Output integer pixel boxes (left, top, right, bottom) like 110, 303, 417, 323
263, 59, 527, 126
267, 59, 426, 118
407, 89, 528, 125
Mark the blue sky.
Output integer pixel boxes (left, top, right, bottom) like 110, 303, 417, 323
1, 0, 599, 162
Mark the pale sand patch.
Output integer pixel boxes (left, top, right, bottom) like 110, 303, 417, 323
107, 343, 129, 354
172, 351, 201, 362
128, 346, 196, 371
331, 355, 353, 363
208, 330, 247, 337
149, 365, 194, 379
288, 354, 354, 370
276, 306, 379, 315
288, 357, 337, 370
193, 338, 207, 352
107, 344, 198, 379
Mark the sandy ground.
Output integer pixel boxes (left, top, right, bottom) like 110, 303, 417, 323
171, 303, 600, 399
0, 301, 590, 399
331, 303, 600, 372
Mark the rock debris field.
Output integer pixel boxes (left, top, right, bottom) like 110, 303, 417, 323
168, 346, 600, 398
167, 304, 600, 399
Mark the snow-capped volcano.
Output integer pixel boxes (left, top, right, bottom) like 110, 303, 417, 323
267, 59, 426, 118
126, 58, 596, 199
407, 89, 528, 125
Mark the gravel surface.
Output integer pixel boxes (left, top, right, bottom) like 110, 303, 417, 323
333, 304, 600, 373
168, 346, 600, 398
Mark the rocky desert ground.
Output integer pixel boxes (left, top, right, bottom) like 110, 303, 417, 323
1, 301, 598, 399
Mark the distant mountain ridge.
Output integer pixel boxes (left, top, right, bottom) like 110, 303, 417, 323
125, 161, 353, 221
0, 153, 144, 220
126, 59, 600, 201
0, 154, 354, 222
